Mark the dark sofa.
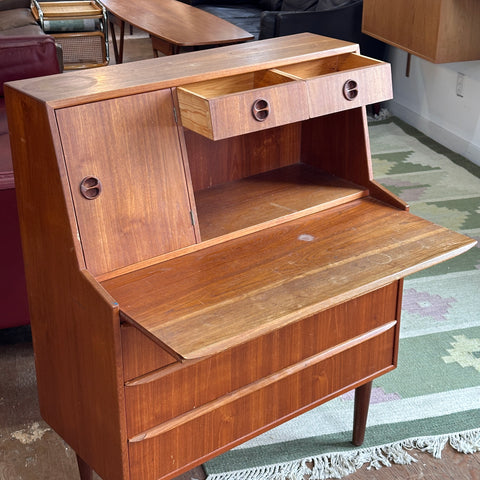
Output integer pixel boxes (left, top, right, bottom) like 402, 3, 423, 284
182, 0, 385, 60
0, 0, 61, 330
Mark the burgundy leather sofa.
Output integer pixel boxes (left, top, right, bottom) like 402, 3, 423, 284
1, 0, 61, 329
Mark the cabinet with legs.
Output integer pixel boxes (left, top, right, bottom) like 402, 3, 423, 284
5, 33, 475, 480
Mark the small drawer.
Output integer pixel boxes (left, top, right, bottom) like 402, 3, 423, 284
176, 70, 309, 140
275, 53, 392, 117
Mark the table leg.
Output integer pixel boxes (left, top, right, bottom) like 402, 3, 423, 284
150, 35, 175, 56
109, 18, 125, 64
109, 20, 119, 64
118, 19, 125, 64
76, 454, 94, 480
352, 380, 372, 446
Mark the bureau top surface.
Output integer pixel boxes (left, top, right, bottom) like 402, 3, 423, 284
5, 33, 357, 107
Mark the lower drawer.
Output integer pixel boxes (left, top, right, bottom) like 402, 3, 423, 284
128, 326, 396, 480
124, 283, 400, 435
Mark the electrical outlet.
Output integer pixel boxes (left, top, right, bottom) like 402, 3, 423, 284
456, 72, 465, 97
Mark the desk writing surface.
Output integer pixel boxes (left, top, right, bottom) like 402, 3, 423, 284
102, 198, 475, 360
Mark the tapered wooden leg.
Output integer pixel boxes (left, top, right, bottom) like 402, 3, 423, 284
109, 21, 119, 64
352, 380, 373, 446
77, 454, 94, 480
118, 20, 125, 64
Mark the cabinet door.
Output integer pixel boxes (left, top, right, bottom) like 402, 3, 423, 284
56, 89, 197, 276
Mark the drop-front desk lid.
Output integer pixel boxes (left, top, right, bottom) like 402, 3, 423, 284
101, 197, 476, 360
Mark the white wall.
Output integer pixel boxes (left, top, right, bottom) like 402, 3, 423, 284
386, 46, 480, 167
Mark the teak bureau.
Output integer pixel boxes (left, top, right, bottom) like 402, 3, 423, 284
5, 33, 476, 480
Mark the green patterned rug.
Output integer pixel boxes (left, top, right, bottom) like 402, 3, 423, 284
204, 118, 480, 480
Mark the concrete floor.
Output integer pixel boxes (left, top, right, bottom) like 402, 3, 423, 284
0, 327, 205, 480
0, 328, 81, 479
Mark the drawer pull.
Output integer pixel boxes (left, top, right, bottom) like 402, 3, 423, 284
343, 80, 358, 101
252, 98, 270, 122
80, 176, 102, 200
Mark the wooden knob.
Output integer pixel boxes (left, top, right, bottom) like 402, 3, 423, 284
80, 176, 102, 200
252, 98, 270, 122
343, 80, 358, 101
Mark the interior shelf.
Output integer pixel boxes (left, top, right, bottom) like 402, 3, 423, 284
195, 163, 369, 240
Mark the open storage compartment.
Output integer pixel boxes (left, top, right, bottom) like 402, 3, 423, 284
183, 107, 373, 242
194, 162, 368, 240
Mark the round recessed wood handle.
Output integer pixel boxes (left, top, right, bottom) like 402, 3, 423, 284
80, 176, 102, 200
252, 98, 270, 122
343, 79, 359, 101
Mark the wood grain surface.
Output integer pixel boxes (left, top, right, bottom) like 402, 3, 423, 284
103, 198, 474, 359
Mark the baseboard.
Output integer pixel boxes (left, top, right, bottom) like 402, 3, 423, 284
387, 100, 480, 168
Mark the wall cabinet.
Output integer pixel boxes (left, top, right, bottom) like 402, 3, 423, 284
5, 33, 475, 480
362, 0, 480, 64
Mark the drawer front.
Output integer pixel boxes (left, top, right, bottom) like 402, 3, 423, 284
306, 62, 392, 117
128, 327, 396, 480
177, 81, 308, 140
125, 282, 400, 436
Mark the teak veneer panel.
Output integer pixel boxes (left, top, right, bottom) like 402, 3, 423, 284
56, 89, 198, 276
128, 329, 396, 480
362, 0, 480, 63
9, 33, 358, 107
121, 323, 178, 382
124, 283, 399, 436
186, 124, 302, 191
102, 198, 474, 360
5, 90, 129, 480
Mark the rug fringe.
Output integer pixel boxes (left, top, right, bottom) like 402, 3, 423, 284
205, 429, 480, 480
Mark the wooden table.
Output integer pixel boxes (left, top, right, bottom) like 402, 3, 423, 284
100, 0, 254, 62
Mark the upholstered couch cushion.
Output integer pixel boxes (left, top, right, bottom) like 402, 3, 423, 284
281, 0, 317, 11
190, 1, 265, 39
0, 23, 45, 36
0, 0, 30, 11
0, 7, 38, 30
281, 0, 356, 11
0, 35, 60, 95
